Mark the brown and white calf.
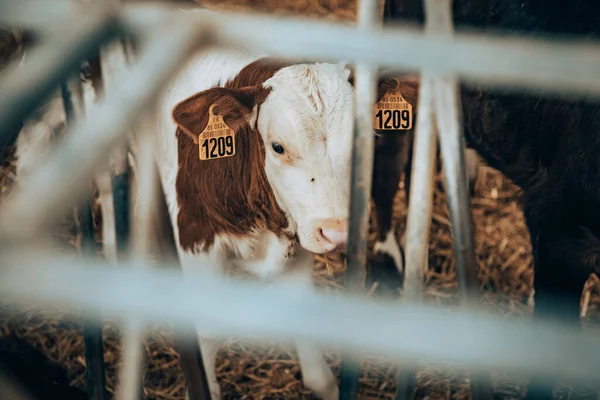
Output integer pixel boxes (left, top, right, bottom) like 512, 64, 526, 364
150, 49, 479, 398
153, 51, 417, 399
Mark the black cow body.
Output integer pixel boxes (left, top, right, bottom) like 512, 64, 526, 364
376, 0, 600, 398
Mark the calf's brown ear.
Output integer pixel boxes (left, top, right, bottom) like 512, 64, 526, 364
347, 69, 421, 112
172, 86, 268, 143
377, 75, 420, 112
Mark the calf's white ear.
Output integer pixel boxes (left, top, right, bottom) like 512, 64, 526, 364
172, 86, 268, 142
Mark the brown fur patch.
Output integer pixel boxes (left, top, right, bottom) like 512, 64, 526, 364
347, 69, 420, 109
172, 58, 295, 252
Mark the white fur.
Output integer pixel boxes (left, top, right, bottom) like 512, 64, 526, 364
258, 63, 354, 253
374, 229, 404, 274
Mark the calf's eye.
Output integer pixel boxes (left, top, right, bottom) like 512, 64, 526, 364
271, 142, 285, 155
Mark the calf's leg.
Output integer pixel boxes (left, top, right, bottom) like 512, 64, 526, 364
367, 132, 410, 297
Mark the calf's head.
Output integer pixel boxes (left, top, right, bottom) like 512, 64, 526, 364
172, 60, 419, 255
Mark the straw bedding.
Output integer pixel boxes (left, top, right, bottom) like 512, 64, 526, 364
1, 1, 600, 399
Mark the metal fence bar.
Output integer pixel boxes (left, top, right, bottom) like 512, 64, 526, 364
428, 0, 479, 307
61, 71, 109, 400
120, 4, 600, 97
4, 3, 600, 97
338, 0, 380, 396
0, 6, 119, 151
0, 21, 211, 241
426, 1, 492, 398
394, 76, 436, 400
114, 111, 157, 400
0, 0, 84, 30
98, 38, 134, 261
395, 2, 460, 398
1, 253, 600, 385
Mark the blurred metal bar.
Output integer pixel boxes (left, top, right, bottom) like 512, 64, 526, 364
98, 38, 133, 260
6, 1, 600, 97
1, 254, 600, 384
429, 0, 480, 305
394, 76, 436, 400
114, 112, 157, 400
0, 0, 81, 30
0, 7, 119, 152
98, 18, 145, 399
121, 4, 600, 98
148, 171, 212, 400
401, 76, 435, 303
338, 0, 380, 397
426, 1, 492, 399
61, 74, 109, 400
394, 3, 452, 399
176, 336, 211, 400
84, 324, 108, 400
0, 21, 212, 241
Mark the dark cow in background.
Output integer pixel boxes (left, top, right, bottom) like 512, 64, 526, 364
377, 0, 600, 398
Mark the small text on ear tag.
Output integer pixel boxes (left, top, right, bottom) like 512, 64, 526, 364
199, 105, 236, 160
373, 78, 413, 131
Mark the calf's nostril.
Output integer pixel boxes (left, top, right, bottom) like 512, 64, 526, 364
317, 228, 326, 241
320, 228, 348, 246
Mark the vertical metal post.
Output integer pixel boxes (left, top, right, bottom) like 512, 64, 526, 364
394, 76, 437, 400
98, 35, 144, 400
151, 172, 212, 400
434, 81, 492, 400
91, 35, 132, 263
61, 74, 108, 400
114, 108, 158, 400
338, 0, 381, 398
428, 0, 491, 398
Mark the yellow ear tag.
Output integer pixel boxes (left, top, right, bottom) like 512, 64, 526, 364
373, 78, 413, 131
198, 104, 236, 160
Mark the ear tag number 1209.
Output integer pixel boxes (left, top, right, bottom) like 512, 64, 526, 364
199, 104, 236, 161
373, 78, 413, 131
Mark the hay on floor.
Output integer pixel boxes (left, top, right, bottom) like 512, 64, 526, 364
1, 1, 600, 399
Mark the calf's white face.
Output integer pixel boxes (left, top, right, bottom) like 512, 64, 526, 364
171, 60, 362, 255
257, 63, 355, 254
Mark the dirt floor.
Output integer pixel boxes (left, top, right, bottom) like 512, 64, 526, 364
1, 1, 600, 399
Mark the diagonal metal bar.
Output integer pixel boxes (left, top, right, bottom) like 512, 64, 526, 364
0, 0, 83, 30
0, 21, 212, 242
0, 7, 119, 152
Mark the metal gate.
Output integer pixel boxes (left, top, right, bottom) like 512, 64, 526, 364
1, 0, 600, 399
